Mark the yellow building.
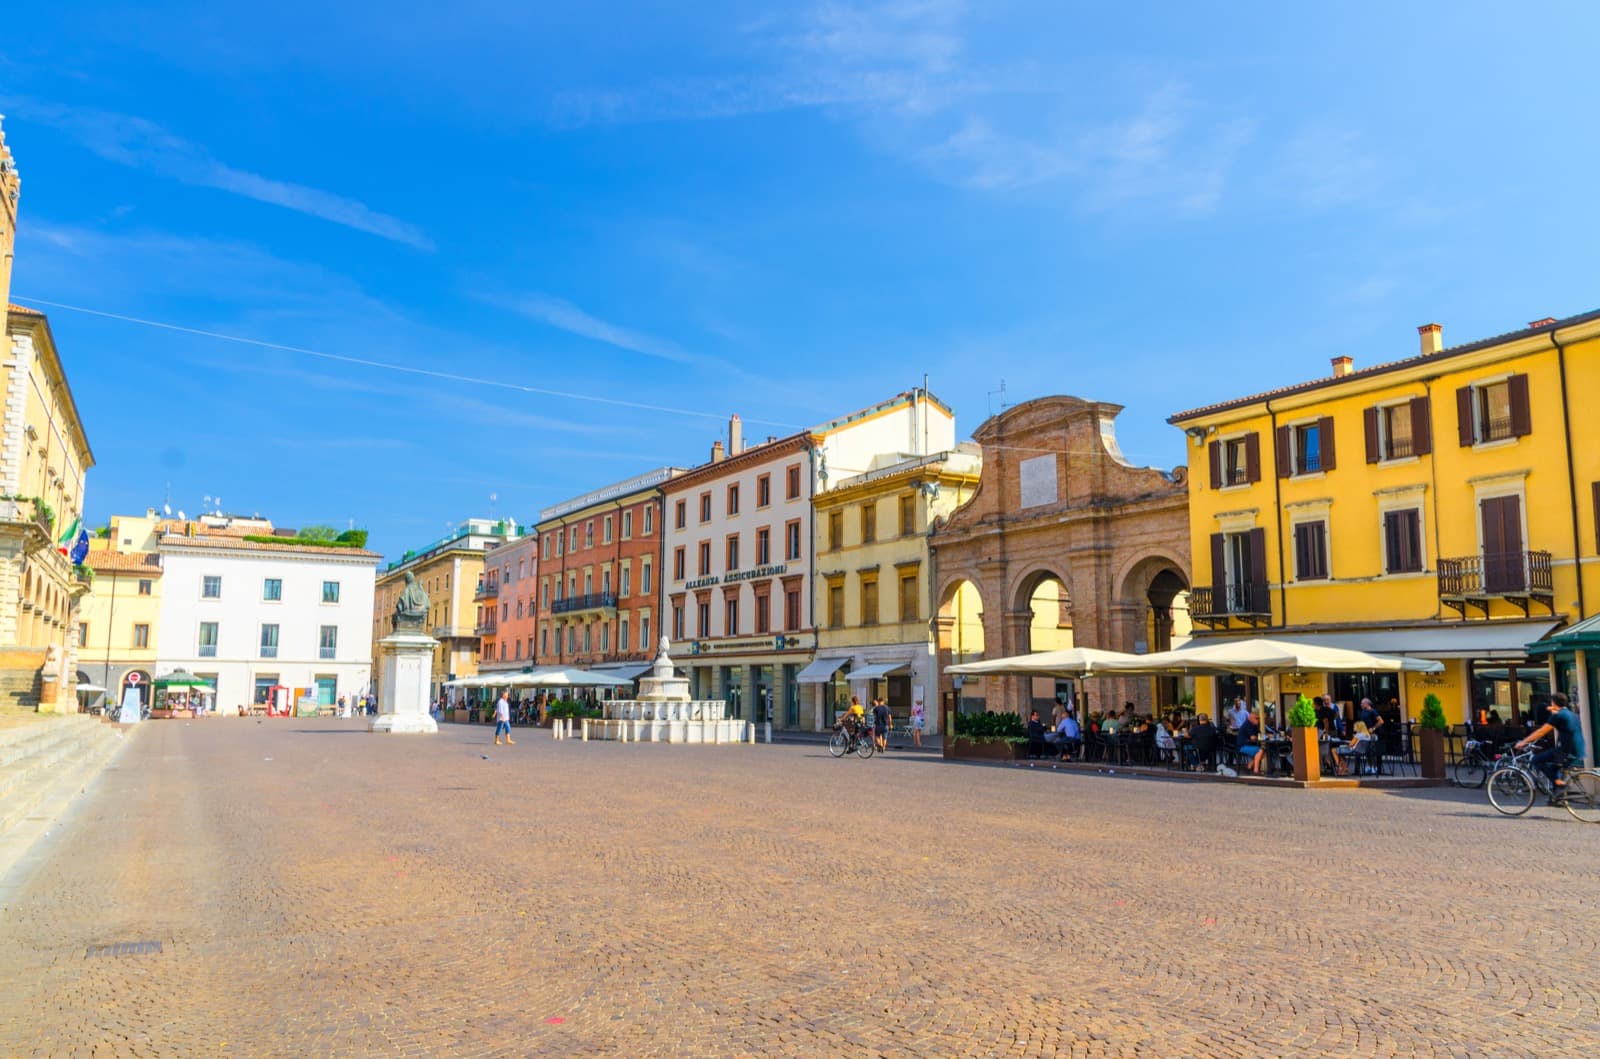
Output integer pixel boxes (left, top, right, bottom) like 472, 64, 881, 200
74, 510, 170, 709
372, 518, 518, 700
1172, 311, 1600, 759
809, 445, 982, 732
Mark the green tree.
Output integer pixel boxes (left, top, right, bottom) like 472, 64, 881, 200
298, 524, 340, 542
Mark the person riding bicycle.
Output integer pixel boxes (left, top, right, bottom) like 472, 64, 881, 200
1514, 692, 1587, 801
837, 695, 867, 737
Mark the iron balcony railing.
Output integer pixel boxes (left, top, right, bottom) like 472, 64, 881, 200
1189, 582, 1271, 619
1438, 550, 1552, 597
474, 621, 498, 636
551, 592, 617, 615
474, 580, 499, 601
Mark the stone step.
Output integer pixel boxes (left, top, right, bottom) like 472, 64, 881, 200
0, 721, 86, 768
0, 723, 122, 836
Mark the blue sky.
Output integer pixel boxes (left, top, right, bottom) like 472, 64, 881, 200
4, 2, 1599, 561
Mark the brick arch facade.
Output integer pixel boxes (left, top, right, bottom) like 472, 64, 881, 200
930, 395, 1191, 718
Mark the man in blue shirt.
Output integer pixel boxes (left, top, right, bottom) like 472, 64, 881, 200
1516, 692, 1587, 800
1044, 712, 1081, 759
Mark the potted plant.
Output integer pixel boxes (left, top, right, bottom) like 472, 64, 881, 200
944, 710, 1029, 761
1416, 693, 1448, 779
1288, 693, 1321, 782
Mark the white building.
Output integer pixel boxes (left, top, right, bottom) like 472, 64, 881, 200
662, 390, 952, 728
157, 521, 378, 712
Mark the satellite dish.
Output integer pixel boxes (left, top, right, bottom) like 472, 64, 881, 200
177, 510, 186, 520
163, 504, 172, 516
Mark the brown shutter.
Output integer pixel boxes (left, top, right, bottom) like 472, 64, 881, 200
1208, 440, 1222, 489
1455, 386, 1475, 446
1275, 426, 1292, 478
1364, 407, 1380, 463
1318, 416, 1336, 471
1508, 373, 1532, 436
1210, 533, 1226, 599
1244, 432, 1261, 483
1410, 395, 1433, 456
1248, 527, 1269, 614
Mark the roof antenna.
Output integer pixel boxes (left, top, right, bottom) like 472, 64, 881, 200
987, 378, 1009, 417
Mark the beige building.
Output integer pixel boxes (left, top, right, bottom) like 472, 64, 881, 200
79, 539, 163, 710
372, 518, 519, 699
810, 444, 982, 733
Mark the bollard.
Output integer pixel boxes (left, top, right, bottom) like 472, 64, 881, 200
764, 720, 772, 743
620, 721, 628, 744
581, 718, 589, 742
747, 721, 756, 744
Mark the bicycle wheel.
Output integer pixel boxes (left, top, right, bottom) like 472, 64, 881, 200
1452, 754, 1487, 789
1561, 771, 1600, 824
828, 729, 849, 758
1486, 766, 1535, 816
855, 736, 876, 759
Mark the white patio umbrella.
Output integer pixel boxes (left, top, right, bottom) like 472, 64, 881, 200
1092, 637, 1445, 678
947, 646, 1139, 679
503, 667, 621, 688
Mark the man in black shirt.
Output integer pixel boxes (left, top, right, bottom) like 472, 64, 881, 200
1516, 692, 1588, 800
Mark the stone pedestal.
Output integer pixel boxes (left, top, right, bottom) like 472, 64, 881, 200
370, 632, 439, 734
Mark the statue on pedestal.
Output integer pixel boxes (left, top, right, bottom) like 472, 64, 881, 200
393, 571, 430, 633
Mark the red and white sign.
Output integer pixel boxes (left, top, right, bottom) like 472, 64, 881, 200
126, 672, 141, 686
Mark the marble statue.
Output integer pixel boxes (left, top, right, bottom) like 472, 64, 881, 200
394, 571, 430, 632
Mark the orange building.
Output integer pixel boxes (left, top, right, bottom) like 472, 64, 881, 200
477, 532, 539, 676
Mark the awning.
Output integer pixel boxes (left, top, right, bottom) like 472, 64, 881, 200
849, 661, 911, 681
588, 662, 653, 681
796, 656, 851, 684
1526, 614, 1600, 657
76, 683, 108, 694
1179, 621, 1561, 661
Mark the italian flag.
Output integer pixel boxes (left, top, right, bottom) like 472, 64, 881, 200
57, 515, 80, 554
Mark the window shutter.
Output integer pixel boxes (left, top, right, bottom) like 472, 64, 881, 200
1275, 426, 1291, 478
1455, 386, 1475, 446
1248, 528, 1269, 612
1508, 373, 1532, 436
1364, 407, 1380, 464
1244, 432, 1261, 483
1209, 533, 1226, 598
1208, 440, 1222, 489
1382, 511, 1399, 573
1317, 416, 1336, 471
1410, 395, 1433, 456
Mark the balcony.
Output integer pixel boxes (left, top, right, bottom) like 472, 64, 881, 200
1188, 583, 1271, 630
551, 592, 617, 617
1439, 550, 1554, 618
474, 579, 499, 601
432, 625, 476, 639
474, 621, 498, 637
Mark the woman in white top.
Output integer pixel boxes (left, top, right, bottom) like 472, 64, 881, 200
1333, 721, 1373, 776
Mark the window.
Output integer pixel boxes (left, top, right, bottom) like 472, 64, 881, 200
254, 676, 279, 705
515, 639, 523, 660
899, 494, 916, 536
754, 590, 771, 634
727, 483, 740, 516
79, 622, 88, 647
540, 579, 550, 609
786, 464, 801, 499
585, 521, 594, 548
785, 520, 802, 560
622, 511, 633, 539
726, 534, 740, 572
699, 493, 712, 522
319, 625, 338, 659
899, 573, 919, 621
640, 614, 651, 650
1208, 529, 1267, 615
828, 511, 844, 551
569, 526, 579, 551
757, 474, 771, 508
499, 643, 507, 662
137, 579, 152, 596
785, 585, 802, 630
542, 534, 552, 559
621, 566, 632, 598
202, 575, 222, 599
673, 604, 685, 640
260, 624, 280, 659
619, 616, 629, 651
518, 560, 526, 579
641, 559, 652, 594
828, 583, 845, 627
1293, 521, 1329, 581
674, 547, 686, 581
697, 601, 710, 638
603, 516, 613, 544
675, 500, 687, 529
643, 506, 653, 535
322, 580, 340, 603
568, 626, 576, 653
602, 569, 612, 595
134, 623, 150, 648
861, 576, 879, 625
583, 571, 593, 596
1278, 418, 1335, 476
1457, 375, 1530, 445
541, 626, 549, 655
601, 624, 610, 652
502, 601, 509, 621
698, 541, 711, 576
1209, 435, 1260, 488
725, 597, 739, 635
756, 527, 771, 566
861, 503, 876, 544
198, 622, 219, 657
1383, 509, 1423, 574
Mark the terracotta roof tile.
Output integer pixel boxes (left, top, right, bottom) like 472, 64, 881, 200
158, 533, 381, 560
85, 550, 163, 574
6, 303, 45, 317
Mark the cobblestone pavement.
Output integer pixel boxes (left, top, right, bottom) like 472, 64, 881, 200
1, 719, 1596, 1058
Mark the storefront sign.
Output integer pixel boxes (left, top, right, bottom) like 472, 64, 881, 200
724, 563, 789, 583
686, 576, 720, 589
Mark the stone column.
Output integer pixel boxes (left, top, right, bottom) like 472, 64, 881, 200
371, 632, 441, 734
999, 608, 1034, 716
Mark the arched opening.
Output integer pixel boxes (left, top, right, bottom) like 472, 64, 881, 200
937, 578, 986, 713
1118, 557, 1194, 714
1018, 571, 1073, 654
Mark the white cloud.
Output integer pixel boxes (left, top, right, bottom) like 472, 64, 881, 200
495, 293, 697, 366
1279, 124, 1382, 207
14, 100, 434, 250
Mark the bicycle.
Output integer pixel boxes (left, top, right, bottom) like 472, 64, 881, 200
827, 721, 876, 759
1452, 738, 1503, 789
1485, 747, 1600, 822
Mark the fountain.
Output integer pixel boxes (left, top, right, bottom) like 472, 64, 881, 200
584, 637, 750, 744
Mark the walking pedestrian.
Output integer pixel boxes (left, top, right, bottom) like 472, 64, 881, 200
872, 697, 891, 753
493, 692, 515, 746
910, 695, 926, 748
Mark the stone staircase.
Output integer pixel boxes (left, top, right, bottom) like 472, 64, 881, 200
0, 714, 128, 843
0, 667, 42, 710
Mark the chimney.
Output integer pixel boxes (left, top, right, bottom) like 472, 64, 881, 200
1529, 317, 1556, 329
1418, 322, 1443, 355
711, 440, 725, 463
1331, 355, 1354, 378
729, 414, 742, 455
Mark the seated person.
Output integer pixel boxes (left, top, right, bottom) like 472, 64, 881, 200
1154, 719, 1177, 762
1044, 712, 1081, 759
1025, 710, 1048, 757
1333, 721, 1375, 775
1189, 714, 1219, 770
1237, 712, 1265, 775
